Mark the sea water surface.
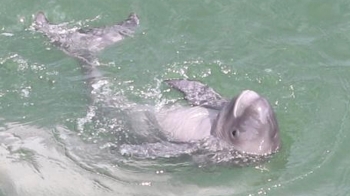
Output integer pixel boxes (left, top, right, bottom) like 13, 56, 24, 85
1, 0, 350, 195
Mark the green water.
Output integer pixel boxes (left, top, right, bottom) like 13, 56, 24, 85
1, 0, 350, 195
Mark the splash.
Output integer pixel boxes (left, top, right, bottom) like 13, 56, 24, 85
120, 137, 271, 166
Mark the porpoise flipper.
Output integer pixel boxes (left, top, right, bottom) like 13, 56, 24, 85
33, 11, 140, 97
117, 13, 140, 29
165, 79, 228, 110
33, 12, 140, 57
34, 12, 49, 28
77, 13, 139, 37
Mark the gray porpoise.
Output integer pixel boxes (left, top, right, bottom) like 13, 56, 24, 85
33, 12, 281, 157
157, 79, 281, 156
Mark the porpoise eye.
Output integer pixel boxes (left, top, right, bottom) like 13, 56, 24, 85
232, 129, 238, 137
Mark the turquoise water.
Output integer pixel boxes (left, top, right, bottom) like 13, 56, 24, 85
1, 0, 350, 195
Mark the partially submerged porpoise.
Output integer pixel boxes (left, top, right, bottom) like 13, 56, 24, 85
33, 12, 139, 63
32, 12, 281, 159
157, 79, 281, 156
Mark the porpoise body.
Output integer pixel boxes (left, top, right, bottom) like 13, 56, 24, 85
33, 12, 281, 159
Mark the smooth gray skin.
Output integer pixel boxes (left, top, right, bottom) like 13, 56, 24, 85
161, 79, 281, 155
33, 11, 139, 88
34, 12, 139, 63
33, 12, 280, 156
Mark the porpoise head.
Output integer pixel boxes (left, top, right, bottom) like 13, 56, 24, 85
211, 90, 280, 155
